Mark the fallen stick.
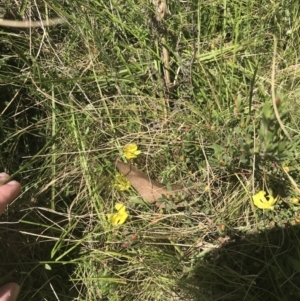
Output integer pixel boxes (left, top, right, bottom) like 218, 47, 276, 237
0, 18, 65, 28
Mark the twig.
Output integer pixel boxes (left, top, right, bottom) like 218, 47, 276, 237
271, 35, 292, 141
161, 36, 171, 87
0, 17, 65, 28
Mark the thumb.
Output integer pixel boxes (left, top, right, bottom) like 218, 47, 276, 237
0, 283, 20, 301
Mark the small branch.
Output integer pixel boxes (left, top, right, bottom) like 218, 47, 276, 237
271, 35, 292, 141
0, 17, 65, 28
161, 37, 171, 88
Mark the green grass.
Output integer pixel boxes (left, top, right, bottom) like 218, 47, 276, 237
1, 0, 300, 300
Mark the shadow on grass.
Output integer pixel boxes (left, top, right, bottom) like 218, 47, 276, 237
0, 86, 81, 300
0, 209, 80, 301
178, 225, 300, 301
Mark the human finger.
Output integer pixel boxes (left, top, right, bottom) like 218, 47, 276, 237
0, 173, 21, 215
0, 283, 20, 301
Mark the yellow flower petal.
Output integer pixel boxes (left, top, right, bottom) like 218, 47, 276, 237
123, 143, 141, 159
124, 144, 138, 152
107, 203, 129, 226
252, 190, 277, 210
114, 173, 130, 191
292, 197, 299, 204
115, 203, 126, 212
110, 211, 128, 226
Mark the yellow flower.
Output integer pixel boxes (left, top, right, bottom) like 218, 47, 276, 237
252, 190, 277, 210
292, 197, 299, 204
107, 203, 128, 226
204, 185, 210, 192
114, 173, 130, 191
283, 166, 290, 173
123, 143, 141, 159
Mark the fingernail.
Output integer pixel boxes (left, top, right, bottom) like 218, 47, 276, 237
0, 283, 20, 301
0, 172, 8, 179
6, 180, 19, 186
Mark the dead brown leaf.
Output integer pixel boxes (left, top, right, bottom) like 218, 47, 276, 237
115, 160, 185, 207
153, 0, 168, 21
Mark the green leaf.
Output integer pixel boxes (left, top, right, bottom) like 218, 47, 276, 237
277, 141, 286, 153
262, 102, 272, 119
45, 264, 52, 270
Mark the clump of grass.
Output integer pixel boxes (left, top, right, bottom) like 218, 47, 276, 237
1, 0, 300, 300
